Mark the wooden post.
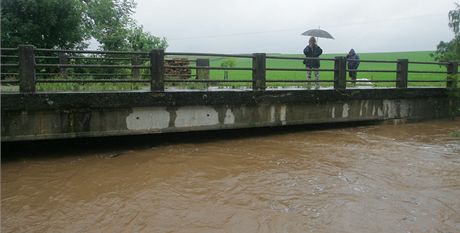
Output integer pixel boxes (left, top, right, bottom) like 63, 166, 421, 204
252, 53, 266, 91
447, 61, 458, 89
58, 52, 69, 77
131, 55, 140, 79
334, 56, 346, 90
396, 59, 408, 88
196, 58, 210, 80
150, 49, 164, 91
18, 45, 36, 93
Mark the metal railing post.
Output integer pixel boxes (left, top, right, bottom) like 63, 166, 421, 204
196, 58, 210, 80
18, 45, 36, 93
252, 53, 266, 91
150, 49, 165, 91
447, 60, 458, 89
131, 55, 140, 79
334, 56, 346, 90
396, 59, 408, 88
58, 52, 69, 77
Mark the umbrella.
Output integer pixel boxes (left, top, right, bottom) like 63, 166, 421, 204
301, 29, 334, 39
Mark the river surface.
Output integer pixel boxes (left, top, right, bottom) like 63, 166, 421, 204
2, 120, 460, 233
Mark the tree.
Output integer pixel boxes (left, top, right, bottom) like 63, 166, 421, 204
1, 0, 167, 51
127, 25, 168, 51
1, 0, 88, 48
432, 3, 460, 62
84, 0, 167, 51
220, 59, 237, 80
83, 0, 135, 51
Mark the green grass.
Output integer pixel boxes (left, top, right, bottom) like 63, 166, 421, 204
205, 51, 448, 88
0, 51, 451, 92
449, 130, 460, 137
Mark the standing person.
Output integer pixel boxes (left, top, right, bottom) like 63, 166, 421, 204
303, 37, 323, 89
346, 49, 360, 86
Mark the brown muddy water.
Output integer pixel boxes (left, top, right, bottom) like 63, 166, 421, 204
1, 120, 460, 233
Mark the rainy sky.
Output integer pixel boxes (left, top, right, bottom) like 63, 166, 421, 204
133, 0, 457, 54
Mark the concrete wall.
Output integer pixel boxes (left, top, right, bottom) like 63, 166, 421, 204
1, 89, 452, 141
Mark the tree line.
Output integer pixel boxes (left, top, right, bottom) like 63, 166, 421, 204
1, 0, 167, 51
432, 3, 460, 62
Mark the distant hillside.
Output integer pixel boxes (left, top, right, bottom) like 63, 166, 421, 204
278, 51, 435, 61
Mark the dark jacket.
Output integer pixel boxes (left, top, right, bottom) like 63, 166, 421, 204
346, 49, 360, 69
303, 45, 323, 68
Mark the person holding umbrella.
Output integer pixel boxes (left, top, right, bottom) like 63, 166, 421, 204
346, 49, 360, 86
303, 36, 323, 89
301, 28, 334, 89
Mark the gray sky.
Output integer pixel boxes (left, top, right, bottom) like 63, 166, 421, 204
134, 0, 457, 54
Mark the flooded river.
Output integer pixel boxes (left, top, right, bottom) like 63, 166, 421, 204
2, 120, 460, 233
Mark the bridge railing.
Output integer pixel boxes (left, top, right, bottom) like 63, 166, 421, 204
0, 45, 458, 93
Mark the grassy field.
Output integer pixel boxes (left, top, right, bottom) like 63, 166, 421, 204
204, 51, 448, 88
1, 51, 452, 92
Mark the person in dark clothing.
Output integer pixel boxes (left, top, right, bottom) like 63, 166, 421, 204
346, 49, 360, 86
303, 37, 323, 89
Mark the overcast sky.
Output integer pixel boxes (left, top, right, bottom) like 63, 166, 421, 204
133, 0, 457, 54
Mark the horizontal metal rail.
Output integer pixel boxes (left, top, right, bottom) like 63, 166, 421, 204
67, 56, 146, 61
407, 70, 448, 74
165, 59, 195, 62
1, 55, 19, 58
35, 64, 150, 69
267, 68, 335, 72
0, 80, 20, 84
35, 73, 196, 77
347, 69, 398, 73
0, 48, 18, 51
1, 73, 18, 75
347, 59, 397, 64
409, 61, 449, 65
35, 56, 59, 59
36, 79, 150, 83
35, 73, 146, 76
36, 56, 141, 61
164, 79, 252, 83
1, 64, 19, 67
266, 55, 336, 61
166, 52, 253, 58
266, 79, 335, 83
35, 48, 149, 55
164, 65, 253, 71
36, 56, 180, 62
164, 74, 197, 76
408, 80, 448, 82
346, 80, 395, 82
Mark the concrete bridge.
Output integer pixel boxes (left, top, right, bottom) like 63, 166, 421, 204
1, 46, 458, 141
2, 89, 456, 141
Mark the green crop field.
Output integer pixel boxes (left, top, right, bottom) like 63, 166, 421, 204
201, 51, 449, 89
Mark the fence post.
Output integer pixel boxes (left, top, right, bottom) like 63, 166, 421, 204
150, 49, 165, 91
447, 61, 458, 89
18, 45, 36, 93
132, 55, 140, 79
334, 56, 346, 90
396, 59, 408, 88
196, 58, 210, 80
252, 53, 266, 91
58, 52, 69, 77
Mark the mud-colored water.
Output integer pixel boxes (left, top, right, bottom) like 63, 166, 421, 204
2, 120, 460, 233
